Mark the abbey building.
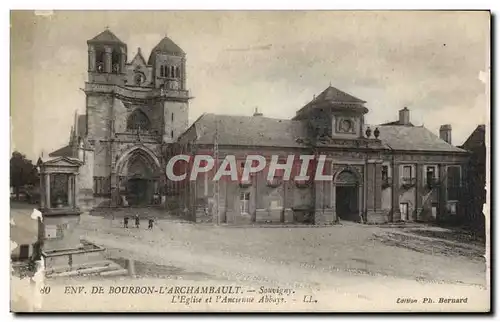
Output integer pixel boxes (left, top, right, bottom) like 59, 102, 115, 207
49, 29, 470, 225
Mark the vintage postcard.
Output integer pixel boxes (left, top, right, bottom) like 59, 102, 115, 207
10, 10, 490, 312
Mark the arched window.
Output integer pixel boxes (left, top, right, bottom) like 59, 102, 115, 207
127, 109, 151, 131
96, 49, 105, 73
175, 66, 180, 78
111, 50, 120, 74
160, 66, 164, 77
170, 66, 175, 78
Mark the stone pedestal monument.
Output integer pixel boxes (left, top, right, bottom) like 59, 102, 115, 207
37, 156, 126, 277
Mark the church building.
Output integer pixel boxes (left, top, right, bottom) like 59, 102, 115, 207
50, 29, 470, 225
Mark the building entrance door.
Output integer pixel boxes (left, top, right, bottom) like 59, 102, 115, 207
336, 185, 359, 221
334, 170, 360, 222
127, 178, 152, 206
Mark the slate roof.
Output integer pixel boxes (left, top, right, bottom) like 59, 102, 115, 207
295, 86, 367, 117
188, 114, 307, 148
88, 29, 125, 45
380, 120, 415, 126
185, 113, 468, 153
49, 145, 74, 158
371, 125, 467, 153
461, 124, 485, 149
313, 86, 366, 104
148, 36, 185, 64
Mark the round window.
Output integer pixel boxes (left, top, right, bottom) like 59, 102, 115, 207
341, 119, 352, 132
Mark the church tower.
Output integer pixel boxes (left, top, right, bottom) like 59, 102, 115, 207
87, 29, 127, 86
83, 30, 191, 207
148, 36, 190, 142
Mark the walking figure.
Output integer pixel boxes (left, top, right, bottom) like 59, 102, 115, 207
123, 216, 129, 228
135, 214, 140, 228
148, 218, 154, 230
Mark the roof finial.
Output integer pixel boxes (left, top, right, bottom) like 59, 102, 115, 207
105, 25, 109, 30
329, 81, 332, 87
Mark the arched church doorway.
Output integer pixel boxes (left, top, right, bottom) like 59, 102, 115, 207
335, 170, 360, 221
118, 148, 160, 206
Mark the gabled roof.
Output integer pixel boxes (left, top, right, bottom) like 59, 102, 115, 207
147, 36, 185, 64
49, 145, 74, 158
188, 114, 307, 148
461, 124, 485, 149
87, 29, 125, 45
130, 48, 147, 66
369, 125, 467, 153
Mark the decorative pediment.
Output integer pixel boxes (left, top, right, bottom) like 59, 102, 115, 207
42, 156, 83, 168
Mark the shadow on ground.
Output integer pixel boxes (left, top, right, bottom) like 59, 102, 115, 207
372, 227, 485, 261
107, 255, 213, 281
407, 227, 485, 246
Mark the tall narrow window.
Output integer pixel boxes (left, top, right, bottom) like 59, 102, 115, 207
447, 166, 461, 201
240, 192, 250, 214
402, 165, 412, 179
96, 49, 105, 73
399, 203, 409, 221
171, 66, 175, 78
171, 130, 174, 138
175, 66, 180, 78
160, 66, 164, 77
426, 166, 436, 185
382, 165, 389, 181
111, 51, 120, 74
171, 113, 174, 122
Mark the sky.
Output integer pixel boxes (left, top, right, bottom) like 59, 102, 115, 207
10, 10, 490, 161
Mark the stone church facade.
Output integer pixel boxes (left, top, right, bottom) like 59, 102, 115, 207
50, 29, 190, 208
50, 29, 470, 225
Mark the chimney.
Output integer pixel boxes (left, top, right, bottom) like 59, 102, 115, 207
399, 107, 410, 125
439, 124, 452, 144
253, 107, 263, 117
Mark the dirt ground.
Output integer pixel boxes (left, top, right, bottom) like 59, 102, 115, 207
10, 204, 490, 312
80, 211, 487, 286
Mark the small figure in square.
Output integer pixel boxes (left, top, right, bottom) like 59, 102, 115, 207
123, 216, 129, 228
135, 214, 140, 228
148, 218, 154, 230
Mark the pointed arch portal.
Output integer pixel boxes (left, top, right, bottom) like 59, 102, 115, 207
116, 147, 161, 206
